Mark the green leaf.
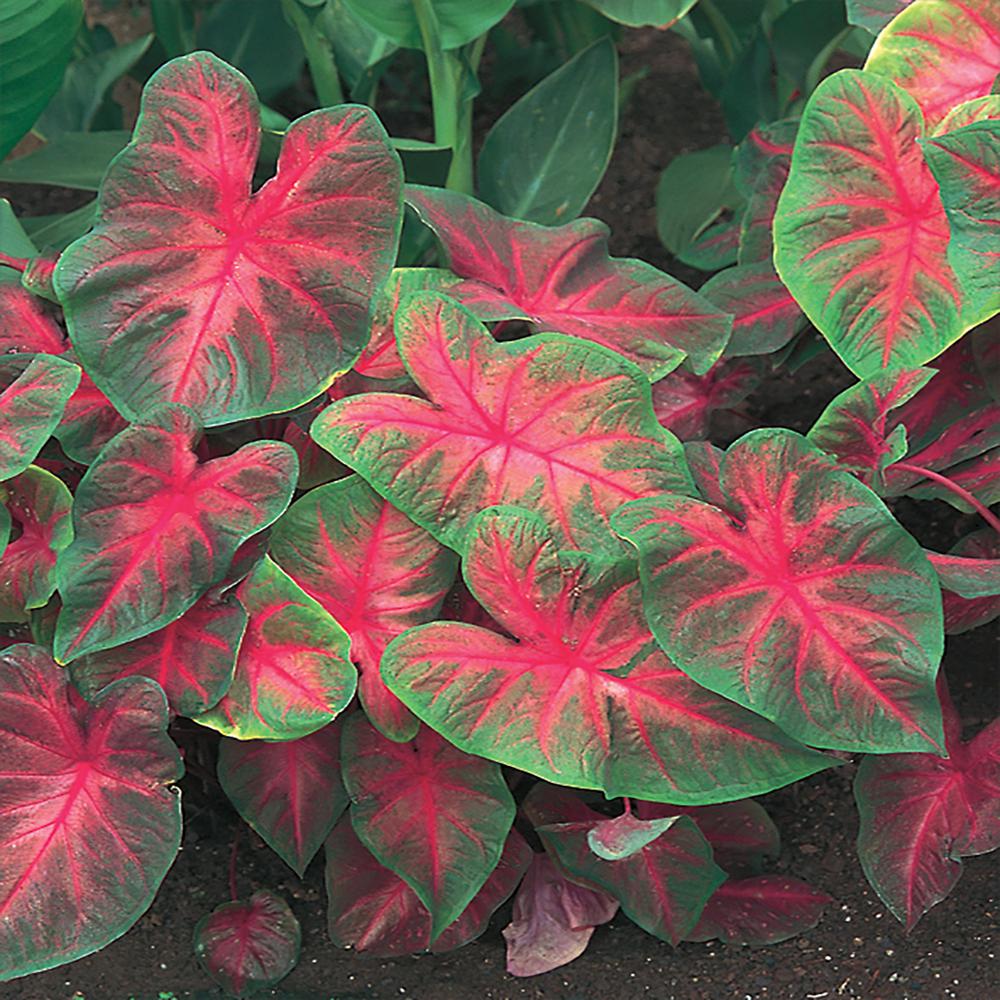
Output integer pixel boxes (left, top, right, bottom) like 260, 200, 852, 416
477, 37, 618, 225
0, 200, 37, 282
21, 200, 97, 251
340, 0, 516, 50
583, 0, 699, 27
0, 0, 83, 158
0, 131, 129, 189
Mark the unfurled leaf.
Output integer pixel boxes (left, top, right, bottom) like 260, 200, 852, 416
538, 814, 724, 944
55, 364, 129, 465
584, 0, 699, 26
270, 475, 456, 740
652, 359, 758, 440
53, 52, 402, 426
193, 890, 300, 998
0, 466, 72, 621
340, 0, 515, 49
685, 876, 832, 945
218, 723, 347, 877
774, 70, 967, 378
314, 294, 693, 554
325, 818, 531, 955
700, 264, 804, 360
70, 590, 246, 717
0, 284, 66, 354
614, 429, 945, 754
341, 716, 515, 937
0, 644, 181, 980
405, 186, 731, 377
683, 441, 728, 508
196, 557, 355, 740
856, 679, 1000, 929
935, 530, 1000, 634
503, 852, 618, 977
847, 0, 913, 33
864, 0, 1000, 130
0, 354, 80, 482
383, 507, 831, 803
587, 812, 679, 861
54, 405, 296, 663
679, 216, 739, 272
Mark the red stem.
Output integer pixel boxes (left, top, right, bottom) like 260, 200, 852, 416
0, 252, 28, 273
622, 797, 632, 816
893, 462, 1000, 535
228, 825, 241, 902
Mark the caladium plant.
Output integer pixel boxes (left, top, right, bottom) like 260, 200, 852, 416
0, 7, 998, 992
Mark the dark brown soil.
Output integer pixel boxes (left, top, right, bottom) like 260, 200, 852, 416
4, 24, 998, 1000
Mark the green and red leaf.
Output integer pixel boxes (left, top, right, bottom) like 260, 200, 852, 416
0, 284, 65, 355
0, 645, 182, 980
53, 404, 297, 663
652, 359, 758, 440
269, 475, 457, 741
53, 51, 402, 426
382, 507, 831, 804
933, 530, 1000, 634
613, 429, 945, 754
405, 185, 731, 377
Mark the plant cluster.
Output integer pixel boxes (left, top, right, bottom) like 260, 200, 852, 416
0, 0, 997, 995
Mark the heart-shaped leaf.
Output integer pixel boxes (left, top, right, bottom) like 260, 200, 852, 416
325, 818, 531, 956
341, 715, 515, 937
935, 530, 1000, 634
0, 644, 181, 980
69, 589, 246, 717
855, 678, 1000, 929
652, 359, 758, 440
55, 363, 129, 466
614, 428, 945, 754
774, 70, 968, 378
196, 557, 355, 740
405, 186, 731, 377
0, 284, 66, 354
383, 507, 831, 803
313, 293, 693, 554
864, 0, 1000, 130
0, 465, 73, 621
269, 475, 457, 741
193, 890, 300, 998
502, 852, 618, 977
53, 52, 402, 426
0, 354, 80, 482
54, 404, 297, 663
219, 723, 347, 877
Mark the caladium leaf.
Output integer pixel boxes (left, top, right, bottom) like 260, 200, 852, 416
404, 185, 731, 377
269, 475, 457, 741
53, 51, 403, 426
652, 359, 758, 441
314, 294, 693, 554
847, 0, 914, 33
773, 70, 967, 378
0, 466, 73, 621
0, 354, 80, 482
219, 723, 347, 877
55, 364, 129, 466
538, 814, 724, 944
613, 428, 946, 754
69, 590, 246, 717
856, 679, 1000, 929
683, 441, 728, 509
383, 506, 831, 804
0, 644, 182, 980
341, 715, 515, 938
193, 890, 300, 999
864, 0, 1000, 131
934, 530, 1000, 633
685, 876, 832, 945
53, 405, 297, 664
325, 818, 531, 956
502, 852, 618, 977
0, 284, 66, 354
196, 557, 355, 740
700, 264, 804, 359
587, 811, 679, 861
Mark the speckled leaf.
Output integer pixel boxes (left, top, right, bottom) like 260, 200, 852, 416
383, 507, 831, 804
613, 429, 945, 754
69, 590, 246, 717
0, 284, 65, 355
313, 293, 694, 555
0, 466, 72, 621
926, 531, 1000, 599
864, 0, 1000, 130
218, 723, 347, 877
0, 644, 182, 981
856, 679, 1000, 929
55, 362, 128, 466
53, 405, 297, 663
196, 557, 355, 741
53, 52, 402, 426
193, 890, 300, 998
773, 70, 967, 378
405, 186, 730, 377
341, 715, 515, 938
0, 354, 80, 482
269, 475, 456, 741
937, 531, 1000, 634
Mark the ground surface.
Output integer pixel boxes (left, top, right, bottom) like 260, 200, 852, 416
2, 19, 998, 1000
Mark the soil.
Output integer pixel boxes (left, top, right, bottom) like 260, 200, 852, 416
3, 21, 999, 1000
